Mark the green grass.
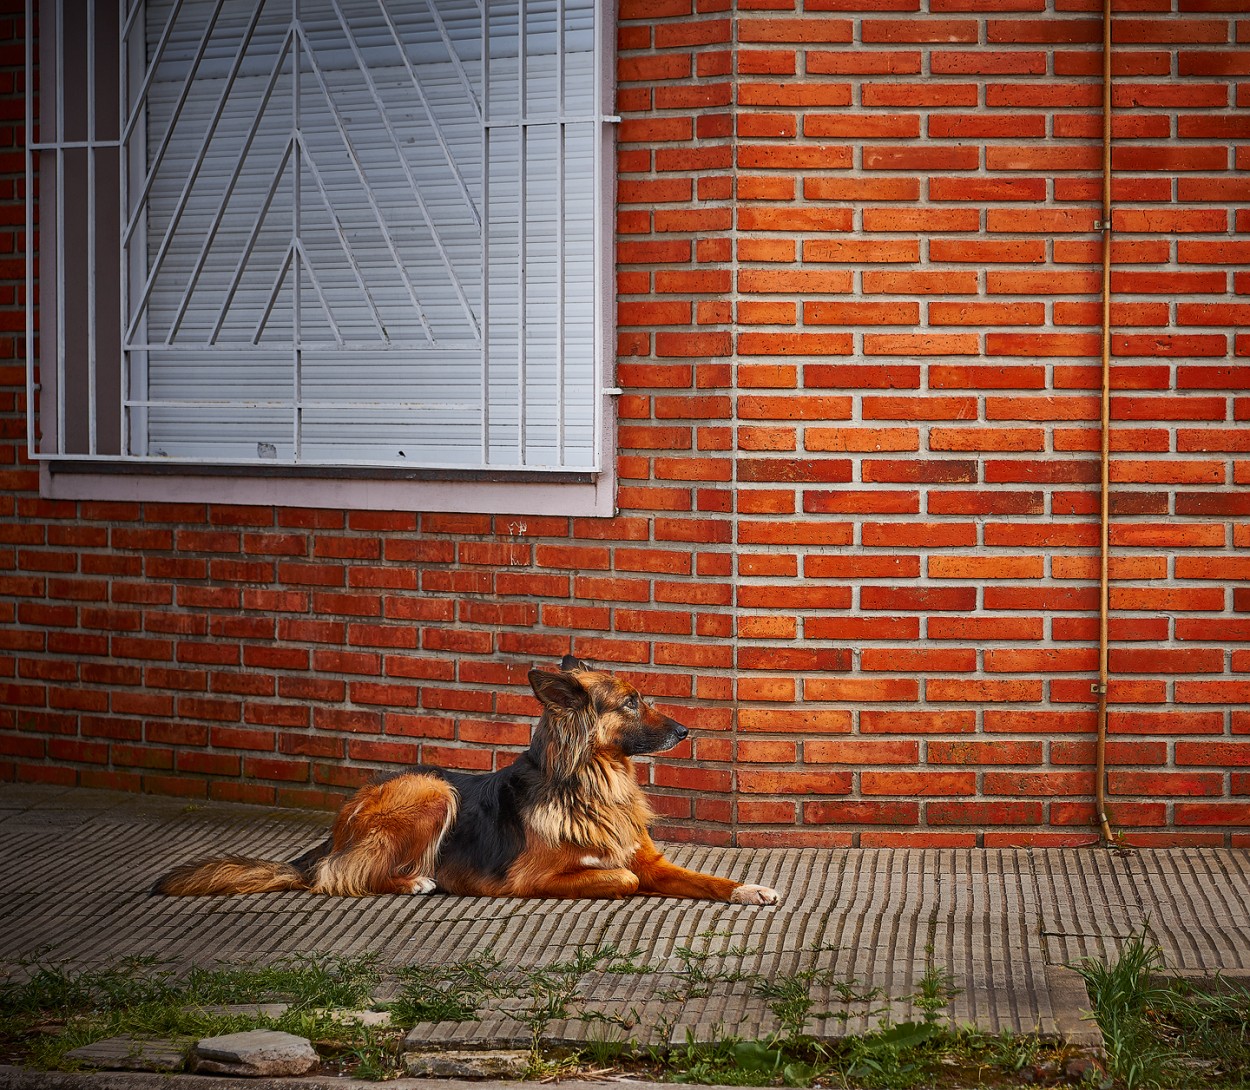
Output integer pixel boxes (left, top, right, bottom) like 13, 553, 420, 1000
1076, 929, 1250, 1090
0, 950, 388, 1074
23, 941, 1224, 1087
389, 947, 512, 1024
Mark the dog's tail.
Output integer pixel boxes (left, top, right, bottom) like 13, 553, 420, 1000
153, 854, 310, 896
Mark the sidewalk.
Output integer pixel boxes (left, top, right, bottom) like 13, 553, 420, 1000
3, 783, 1249, 1058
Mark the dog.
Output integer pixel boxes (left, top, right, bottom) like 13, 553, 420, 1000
154, 657, 779, 905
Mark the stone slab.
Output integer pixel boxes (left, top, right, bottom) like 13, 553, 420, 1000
191, 1030, 319, 1077
403, 1050, 530, 1079
62, 1036, 187, 1073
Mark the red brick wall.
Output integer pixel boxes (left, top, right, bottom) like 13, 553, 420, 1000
3, 0, 1248, 847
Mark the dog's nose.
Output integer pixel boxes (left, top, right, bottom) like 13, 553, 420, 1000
671, 722, 689, 741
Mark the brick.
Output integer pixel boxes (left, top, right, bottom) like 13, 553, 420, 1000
803, 800, 922, 826
738, 708, 852, 733
806, 739, 919, 764
863, 18, 976, 42
738, 769, 852, 795
929, 801, 1045, 826
862, 771, 976, 796
6, 11, 1250, 848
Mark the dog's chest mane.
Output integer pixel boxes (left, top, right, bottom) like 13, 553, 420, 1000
527, 754, 650, 863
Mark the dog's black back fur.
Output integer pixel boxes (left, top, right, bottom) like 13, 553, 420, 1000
291, 757, 541, 884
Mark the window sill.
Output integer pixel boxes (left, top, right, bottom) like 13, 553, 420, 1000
41, 460, 616, 516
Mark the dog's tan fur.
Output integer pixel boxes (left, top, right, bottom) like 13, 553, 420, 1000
155, 658, 779, 906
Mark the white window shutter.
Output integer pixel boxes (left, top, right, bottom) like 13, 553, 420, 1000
119, 0, 602, 470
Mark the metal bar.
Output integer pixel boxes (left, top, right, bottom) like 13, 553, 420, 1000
122, 0, 150, 455
293, 130, 389, 340
420, 0, 482, 124
208, 139, 295, 342
125, 399, 481, 410
479, 0, 489, 465
292, 239, 345, 346
482, 113, 608, 128
254, 245, 295, 346
1095, 0, 1117, 848
119, 0, 185, 146
119, 0, 130, 455
121, 0, 228, 249
125, 0, 271, 340
29, 138, 120, 150
55, 0, 65, 454
297, 23, 439, 344
292, 0, 301, 460
518, 0, 527, 466
87, 0, 97, 455
24, 0, 35, 457
167, 26, 295, 342
376, 0, 481, 224
592, 0, 610, 474
324, 0, 481, 338
555, 0, 566, 465
124, 339, 482, 353
119, 0, 142, 49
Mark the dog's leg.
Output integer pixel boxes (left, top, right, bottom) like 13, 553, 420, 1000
313, 774, 457, 896
518, 867, 641, 899
630, 835, 779, 905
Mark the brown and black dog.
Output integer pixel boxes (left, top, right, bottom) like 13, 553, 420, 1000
155, 657, 779, 905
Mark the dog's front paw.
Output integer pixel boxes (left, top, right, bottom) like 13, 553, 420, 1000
730, 884, 779, 906
406, 876, 437, 895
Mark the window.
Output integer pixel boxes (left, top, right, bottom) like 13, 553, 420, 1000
26, 0, 616, 513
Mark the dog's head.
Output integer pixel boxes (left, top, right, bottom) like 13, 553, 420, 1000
528, 656, 688, 774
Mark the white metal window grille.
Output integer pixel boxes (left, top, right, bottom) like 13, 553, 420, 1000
27, 0, 612, 473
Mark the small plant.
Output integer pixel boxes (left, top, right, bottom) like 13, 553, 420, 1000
661, 929, 759, 1002
843, 1019, 943, 1090
666, 1028, 764, 1086
914, 960, 958, 1025
1078, 929, 1250, 1090
1076, 930, 1173, 1089
388, 948, 510, 1024
326, 1024, 395, 1080
0, 951, 389, 1074
513, 944, 637, 1075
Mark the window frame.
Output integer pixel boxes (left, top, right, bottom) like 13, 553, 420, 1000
26, 0, 619, 516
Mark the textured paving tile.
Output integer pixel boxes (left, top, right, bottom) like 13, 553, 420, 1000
4, 783, 1247, 1051
1035, 847, 1250, 973
63, 1035, 189, 1073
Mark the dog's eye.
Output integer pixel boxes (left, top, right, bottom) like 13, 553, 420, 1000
622, 696, 639, 714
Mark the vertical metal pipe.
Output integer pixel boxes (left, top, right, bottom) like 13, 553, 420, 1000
1095, 0, 1117, 847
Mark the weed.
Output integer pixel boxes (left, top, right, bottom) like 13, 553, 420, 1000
661, 929, 759, 1002
317, 1023, 398, 1080
513, 945, 638, 1075
389, 948, 510, 1024
1155, 975, 1250, 1084
914, 960, 958, 1024
1078, 929, 1250, 1090
666, 1029, 767, 1086
0, 952, 386, 1073
1076, 931, 1173, 1089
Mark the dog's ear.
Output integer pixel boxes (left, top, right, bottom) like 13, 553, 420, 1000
529, 668, 588, 712
559, 654, 593, 674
